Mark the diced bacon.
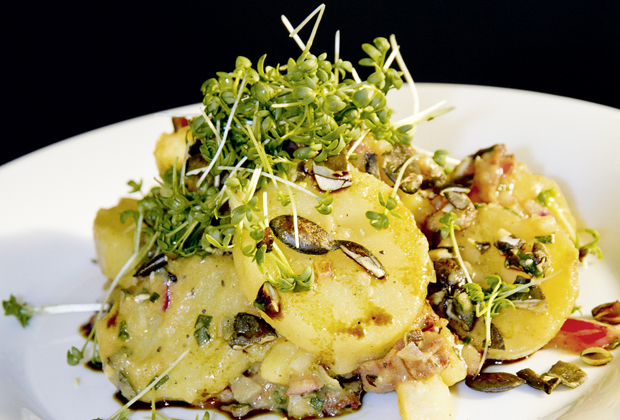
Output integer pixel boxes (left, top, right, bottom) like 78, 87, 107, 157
471, 144, 515, 203
358, 330, 451, 393
286, 376, 323, 395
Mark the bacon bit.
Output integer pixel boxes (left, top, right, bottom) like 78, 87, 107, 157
545, 318, 620, 352
313, 259, 334, 282
257, 227, 275, 252
172, 117, 189, 132
358, 330, 451, 393
286, 376, 323, 395
323, 389, 362, 415
471, 144, 515, 203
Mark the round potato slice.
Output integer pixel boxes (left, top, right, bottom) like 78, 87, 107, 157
97, 254, 261, 404
457, 204, 579, 360
233, 168, 434, 374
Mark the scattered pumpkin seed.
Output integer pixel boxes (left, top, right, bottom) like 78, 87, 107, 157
516, 368, 561, 394
134, 253, 168, 277
465, 372, 526, 393
336, 240, 386, 279
580, 347, 614, 366
269, 215, 339, 255
591, 300, 620, 325
544, 360, 587, 388
254, 281, 281, 316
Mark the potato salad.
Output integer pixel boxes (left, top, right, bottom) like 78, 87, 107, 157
7, 5, 615, 420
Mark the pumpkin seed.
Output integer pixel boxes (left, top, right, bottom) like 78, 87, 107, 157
134, 253, 168, 277
510, 275, 548, 314
312, 160, 352, 192
382, 143, 422, 194
516, 368, 561, 394
226, 312, 277, 350
336, 240, 386, 279
465, 372, 526, 393
254, 281, 280, 316
544, 360, 587, 388
269, 215, 339, 255
591, 300, 620, 325
580, 347, 614, 366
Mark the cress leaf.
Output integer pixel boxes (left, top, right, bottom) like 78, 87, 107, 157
2, 295, 33, 327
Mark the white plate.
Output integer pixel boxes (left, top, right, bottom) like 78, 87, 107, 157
1, 84, 619, 420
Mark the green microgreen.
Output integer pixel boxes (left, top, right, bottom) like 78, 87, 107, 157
439, 212, 473, 284
365, 192, 400, 230
99, 349, 190, 420
67, 346, 84, 366
463, 272, 557, 375
152, 374, 170, 391
536, 188, 577, 245
579, 228, 603, 259
2, 295, 33, 327
127, 179, 142, 193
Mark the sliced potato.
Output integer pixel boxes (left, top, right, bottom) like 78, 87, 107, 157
97, 254, 262, 404
457, 204, 579, 359
153, 126, 191, 177
93, 198, 138, 280
233, 168, 434, 374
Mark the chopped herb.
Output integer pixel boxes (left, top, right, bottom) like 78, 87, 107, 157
309, 395, 325, 413
515, 249, 543, 278
149, 292, 161, 303
536, 234, 555, 244
118, 320, 131, 341
194, 314, 213, 345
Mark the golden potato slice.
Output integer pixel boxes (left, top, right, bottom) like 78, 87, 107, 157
97, 254, 264, 404
153, 126, 191, 177
233, 168, 434, 374
93, 198, 138, 280
457, 204, 579, 360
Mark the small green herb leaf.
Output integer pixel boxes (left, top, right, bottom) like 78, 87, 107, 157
118, 320, 131, 341
127, 179, 142, 193
194, 314, 213, 346
67, 346, 84, 366
2, 295, 33, 327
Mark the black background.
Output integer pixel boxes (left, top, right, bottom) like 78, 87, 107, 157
3, 0, 619, 166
